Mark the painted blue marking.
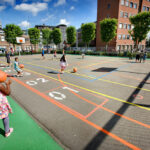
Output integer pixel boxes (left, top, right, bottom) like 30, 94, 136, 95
90, 63, 131, 82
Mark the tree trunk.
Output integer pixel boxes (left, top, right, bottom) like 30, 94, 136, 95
105, 44, 108, 53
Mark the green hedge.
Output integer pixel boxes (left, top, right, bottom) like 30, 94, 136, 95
1, 50, 150, 58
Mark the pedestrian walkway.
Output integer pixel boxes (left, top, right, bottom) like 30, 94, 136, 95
0, 97, 63, 150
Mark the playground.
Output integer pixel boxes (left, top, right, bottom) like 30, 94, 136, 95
0, 54, 150, 150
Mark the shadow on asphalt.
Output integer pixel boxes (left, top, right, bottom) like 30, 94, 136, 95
84, 72, 150, 150
134, 104, 150, 108
0, 128, 5, 137
47, 71, 59, 74
92, 67, 117, 72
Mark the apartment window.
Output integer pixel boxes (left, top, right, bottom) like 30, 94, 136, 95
127, 35, 130, 39
129, 13, 132, 17
128, 24, 131, 30
147, 7, 149, 11
125, 0, 129, 6
123, 35, 126, 39
1, 36, 5, 41
121, 0, 125, 5
124, 24, 127, 29
130, 2, 133, 8
143, 6, 146, 11
120, 11, 124, 17
119, 23, 123, 28
117, 45, 121, 50
124, 12, 128, 18
118, 35, 122, 39
107, 4, 110, 9
133, 3, 137, 9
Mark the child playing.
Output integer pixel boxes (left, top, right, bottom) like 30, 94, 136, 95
0, 79, 13, 137
14, 57, 23, 77
60, 55, 68, 74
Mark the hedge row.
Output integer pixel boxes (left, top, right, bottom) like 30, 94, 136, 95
0, 50, 150, 58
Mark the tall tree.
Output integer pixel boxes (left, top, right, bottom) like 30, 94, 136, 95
42, 28, 52, 51
81, 23, 96, 50
3, 24, 23, 50
52, 28, 62, 50
28, 28, 40, 51
66, 26, 76, 46
100, 18, 118, 51
129, 12, 150, 51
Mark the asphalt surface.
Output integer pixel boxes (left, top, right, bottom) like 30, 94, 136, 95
0, 54, 150, 150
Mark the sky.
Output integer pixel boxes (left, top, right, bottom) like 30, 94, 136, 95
0, 0, 97, 29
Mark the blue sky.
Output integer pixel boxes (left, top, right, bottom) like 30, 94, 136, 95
0, 0, 97, 29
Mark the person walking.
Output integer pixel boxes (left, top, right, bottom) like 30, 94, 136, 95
41, 48, 45, 59
140, 50, 144, 63
143, 51, 147, 63
5, 50, 11, 67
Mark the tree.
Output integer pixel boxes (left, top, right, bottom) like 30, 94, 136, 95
28, 28, 40, 51
66, 26, 76, 45
129, 12, 150, 51
52, 28, 62, 50
42, 28, 52, 51
100, 18, 118, 51
3, 24, 23, 50
81, 23, 96, 50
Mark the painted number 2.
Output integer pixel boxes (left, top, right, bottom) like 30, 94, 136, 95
26, 78, 49, 86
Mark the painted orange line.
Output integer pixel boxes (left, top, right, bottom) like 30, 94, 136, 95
43, 86, 63, 94
11, 77, 85, 119
99, 99, 109, 107
58, 74, 98, 107
68, 84, 150, 129
11, 77, 140, 150
23, 69, 150, 132
85, 106, 100, 119
100, 106, 150, 129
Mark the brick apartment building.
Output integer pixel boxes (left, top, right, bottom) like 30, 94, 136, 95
96, 0, 150, 51
0, 21, 34, 52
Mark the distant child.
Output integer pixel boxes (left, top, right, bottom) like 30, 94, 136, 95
143, 52, 147, 63
0, 79, 13, 137
54, 50, 57, 58
136, 51, 140, 63
5, 50, 11, 67
42, 48, 45, 59
60, 55, 68, 74
14, 57, 23, 77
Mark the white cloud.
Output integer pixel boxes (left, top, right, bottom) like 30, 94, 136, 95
54, 0, 66, 7
0, 5, 6, 11
19, 20, 30, 28
59, 19, 70, 26
70, 6, 75, 10
41, 14, 54, 22
15, 2, 48, 16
